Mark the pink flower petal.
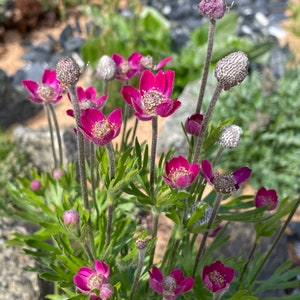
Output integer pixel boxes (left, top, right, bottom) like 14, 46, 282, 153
201, 160, 214, 184
140, 70, 155, 95
155, 56, 172, 70
94, 260, 110, 279
232, 166, 252, 186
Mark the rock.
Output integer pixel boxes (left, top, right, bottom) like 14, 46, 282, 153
13, 125, 78, 171
0, 69, 42, 129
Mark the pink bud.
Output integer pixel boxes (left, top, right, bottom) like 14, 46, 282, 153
30, 180, 41, 191
53, 168, 64, 180
63, 209, 79, 225
100, 283, 114, 299
198, 0, 226, 19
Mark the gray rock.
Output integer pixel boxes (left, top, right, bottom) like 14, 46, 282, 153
0, 69, 42, 129
13, 125, 78, 171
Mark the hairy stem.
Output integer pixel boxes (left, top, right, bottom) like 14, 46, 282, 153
249, 195, 300, 286
195, 18, 217, 114
105, 142, 116, 245
193, 193, 223, 276
130, 248, 147, 300
44, 103, 57, 168
49, 104, 63, 166
193, 83, 223, 162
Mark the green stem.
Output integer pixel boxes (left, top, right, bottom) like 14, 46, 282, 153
212, 147, 224, 167
130, 248, 146, 300
195, 18, 217, 114
90, 142, 100, 222
129, 117, 139, 147
193, 83, 223, 162
49, 104, 63, 166
148, 210, 159, 269
237, 237, 259, 291
249, 195, 300, 286
193, 193, 223, 276
105, 142, 116, 246
44, 103, 57, 168
150, 116, 158, 200
68, 85, 90, 211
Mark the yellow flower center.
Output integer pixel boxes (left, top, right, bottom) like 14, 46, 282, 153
162, 275, 176, 295
88, 274, 103, 290
92, 121, 115, 139
142, 88, 165, 115
37, 84, 57, 102
209, 270, 225, 288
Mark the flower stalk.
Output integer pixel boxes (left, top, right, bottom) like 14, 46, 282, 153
195, 18, 216, 114
193, 192, 223, 276
249, 195, 300, 286
105, 142, 116, 245
193, 82, 223, 162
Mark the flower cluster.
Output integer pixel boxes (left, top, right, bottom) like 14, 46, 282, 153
14, 2, 295, 299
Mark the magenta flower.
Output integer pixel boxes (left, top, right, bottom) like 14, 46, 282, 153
112, 52, 172, 81
30, 180, 41, 191
254, 187, 278, 211
163, 156, 200, 189
74, 260, 110, 297
201, 159, 251, 194
121, 69, 181, 121
75, 108, 122, 146
63, 209, 79, 225
99, 283, 114, 299
68, 86, 107, 110
112, 52, 143, 81
22, 69, 63, 104
202, 260, 234, 294
185, 113, 204, 136
149, 266, 194, 300
53, 168, 64, 180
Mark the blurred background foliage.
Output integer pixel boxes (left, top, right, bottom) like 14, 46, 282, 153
0, 0, 300, 201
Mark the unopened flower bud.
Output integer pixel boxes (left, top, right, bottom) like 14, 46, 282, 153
56, 57, 81, 86
219, 125, 243, 149
135, 238, 149, 251
198, 0, 226, 19
96, 55, 117, 81
188, 202, 213, 226
185, 113, 204, 136
100, 283, 114, 299
63, 209, 79, 225
30, 180, 41, 191
53, 168, 64, 180
214, 51, 249, 91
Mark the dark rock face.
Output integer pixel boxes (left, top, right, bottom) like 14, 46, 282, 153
0, 69, 42, 129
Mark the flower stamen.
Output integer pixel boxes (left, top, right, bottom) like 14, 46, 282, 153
142, 88, 165, 115
92, 121, 116, 139
37, 84, 57, 102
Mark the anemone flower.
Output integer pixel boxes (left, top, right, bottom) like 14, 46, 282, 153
254, 187, 278, 211
22, 69, 63, 104
163, 156, 200, 189
74, 108, 122, 146
201, 159, 251, 194
68, 86, 107, 110
73, 260, 110, 296
112, 52, 143, 81
202, 260, 234, 294
185, 113, 204, 136
149, 266, 194, 300
121, 69, 181, 121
